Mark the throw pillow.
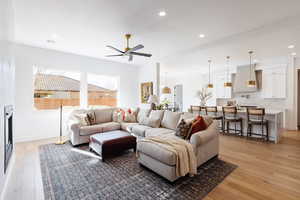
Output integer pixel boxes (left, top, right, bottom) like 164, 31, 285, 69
175, 119, 192, 139
86, 111, 96, 125
123, 108, 138, 123
141, 117, 161, 128
187, 116, 207, 139
74, 113, 90, 126
112, 109, 125, 122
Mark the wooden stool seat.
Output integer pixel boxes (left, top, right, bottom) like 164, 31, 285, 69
222, 106, 243, 136
212, 115, 223, 120
224, 117, 243, 122
205, 106, 224, 132
248, 119, 268, 125
247, 108, 269, 141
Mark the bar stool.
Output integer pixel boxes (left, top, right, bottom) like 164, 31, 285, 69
190, 106, 206, 115
205, 106, 224, 132
190, 105, 200, 115
200, 106, 207, 115
222, 106, 243, 136
246, 108, 269, 141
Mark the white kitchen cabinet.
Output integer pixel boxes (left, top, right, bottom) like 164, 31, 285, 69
262, 66, 286, 99
214, 74, 232, 99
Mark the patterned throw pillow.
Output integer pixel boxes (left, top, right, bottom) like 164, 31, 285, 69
113, 109, 125, 122
175, 119, 192, 139
74, 113, 90, 126
186, 116, 208, 139
87, 111, 96, 125
123, 108, 138, 123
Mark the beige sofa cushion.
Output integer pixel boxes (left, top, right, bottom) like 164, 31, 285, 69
131, 125, 152, 137
120, 122, 138, 132
149, 110, 165, 122
137, 108, 151, 123
94, 108, 115, 124
137, 142, 176, 166
97, 122, 121, 132
202, 116, 213, 126
140, 117, 161, 128
161, 111, 182, 130
180, 112, 197, 120
79, 124, 103, 136
145, 128, 175, 137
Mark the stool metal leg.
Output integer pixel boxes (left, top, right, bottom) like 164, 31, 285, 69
240, 120, 243, 136
266, 122, 269, 141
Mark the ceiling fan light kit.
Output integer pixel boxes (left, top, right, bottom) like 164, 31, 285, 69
106, 34, 152, 61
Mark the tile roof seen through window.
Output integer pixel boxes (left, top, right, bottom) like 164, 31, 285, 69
34, 73, 113, 92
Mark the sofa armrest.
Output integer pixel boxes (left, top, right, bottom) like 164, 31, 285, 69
67, 120, 81, 134
189, 121, 219, 147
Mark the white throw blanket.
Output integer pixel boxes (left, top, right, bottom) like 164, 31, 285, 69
138, 135, 197, 177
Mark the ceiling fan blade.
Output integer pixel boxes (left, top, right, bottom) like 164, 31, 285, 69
126, 44, 144, 54
106, 45, 124, 53
128, 55, 133, 61
130, 52, 152, 57
105, 54, 124, 57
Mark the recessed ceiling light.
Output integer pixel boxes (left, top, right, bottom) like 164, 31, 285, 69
291, 52, 297, 56
158, 11, 166, 16
199, 34, 205, 38
288, 45, 295, 49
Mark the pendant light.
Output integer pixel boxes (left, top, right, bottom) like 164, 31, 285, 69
247, 51, 256, 87
162, 72, 171, 94
224, 56, 232, 87
207, 60, 213, 88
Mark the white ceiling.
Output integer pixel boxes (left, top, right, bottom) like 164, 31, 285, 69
13, 0, 300, 68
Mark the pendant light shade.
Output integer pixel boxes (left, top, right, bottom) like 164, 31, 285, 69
162, 72, 171, 94
224, 82, 232, 87
247, 51, 256, 87
224, 56, 232, 87
162, 86, 171, 94
207, 59, 213, 88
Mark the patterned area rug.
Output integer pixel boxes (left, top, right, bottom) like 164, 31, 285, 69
39, 143, 237, 200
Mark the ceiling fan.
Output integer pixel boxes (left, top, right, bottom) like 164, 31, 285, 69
106, 34, 152, 61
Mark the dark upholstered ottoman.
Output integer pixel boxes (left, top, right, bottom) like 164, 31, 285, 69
89, 130, 136, 161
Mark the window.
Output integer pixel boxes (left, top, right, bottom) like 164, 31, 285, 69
87, 73, 118, 108
33, 68, 81, 110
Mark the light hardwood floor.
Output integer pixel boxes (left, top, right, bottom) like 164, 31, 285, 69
3, 131, 300, 200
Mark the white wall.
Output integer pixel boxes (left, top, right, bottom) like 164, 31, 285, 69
14, 44, 140, 142
166, 71, 208, 112
0, 0, 15, 198
138, 62, 160, 109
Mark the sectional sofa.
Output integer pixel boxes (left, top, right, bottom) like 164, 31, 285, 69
67, 107, 219, 181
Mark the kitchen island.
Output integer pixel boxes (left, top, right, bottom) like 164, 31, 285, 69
215, 108, 284, 143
